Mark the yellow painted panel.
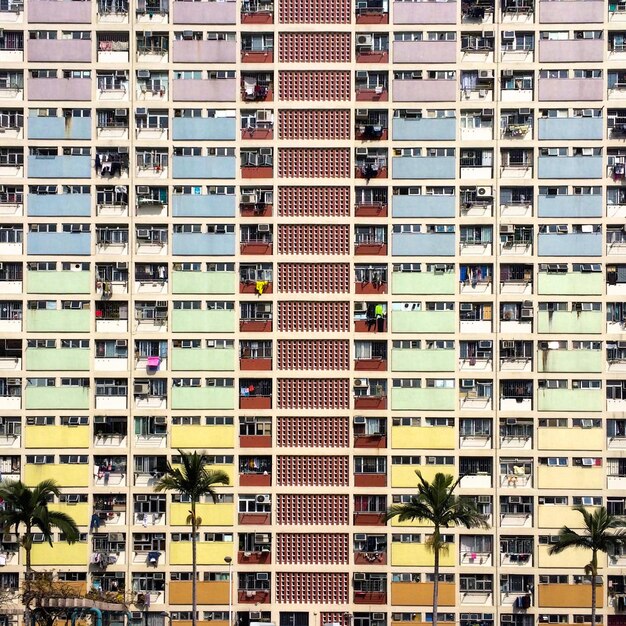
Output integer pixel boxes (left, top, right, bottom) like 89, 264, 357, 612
538, 506, 599, 529
391, 582, 455, 606
171, 425, 235, 449
169, 581, 229, 605
537, 544, 606, 569
391, 515, 434, 528
390, 542, 455, 567
170, 463, 234, 487
391, 465, 456, 488
537, 428, 604, 451
537, 466, 603, 490
169, 541, 234, 565
538, 584, 603, 608
391, 426, 455, 450
24, 425, 90, 449
24, 464, 90, 488
49, 502, 90, 527
170, 502, 234, 527
29, 542, 89, 566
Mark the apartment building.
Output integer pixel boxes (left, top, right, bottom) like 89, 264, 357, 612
1, 0, 626, 626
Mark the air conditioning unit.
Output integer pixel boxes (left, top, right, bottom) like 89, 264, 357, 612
94, 416, 107, 424
461, 379, 475, 388
355, 302, 367, 313
136, 186, 150, 195
460, 303, 474, 311
481, 109, 494, 117
478, 340, 492, 349
154, 416, 167, 425
354, 416, 366, 424
118, 146, 129, 154
356, 34, 373, 47
373, 615, 385, 621
354, 573, 366, 581
257, 224, 271, 232
479, 70, 493, 79
256, 573, 269, 581
353, 379, 369, 388
502, 341, 514, 348
254, 534, 270, 544
2, 533, 17, 543
519, 108, 531, 115
356, 147, 369, 156
500, 224, 514, 234
355, 533, 367, 541
520, 308, 533, 318
137, 70, 150, 79
134, 383, 150, 395
356, 70, 368, 80
256, 494, 271, 504
241, 193, 258, 204
116, 262, 128, 270
136, 108, 147, 116
256, 110, 272, 123
109, 533, 124, 542
131, 613, 143, 621
356, 109, 369, 119
114, 109, 127, 117
477, 496, 491, 503
506, 418, 517, 425
6, 378, 20, 386
503, 69, 514, 77
250, 613, 262, 620
477, 186, 493, 197
115, 339, 128, 348
509, 496, 522, 504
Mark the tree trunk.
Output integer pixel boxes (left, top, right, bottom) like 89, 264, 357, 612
432, 528, 440, 626
191, 503, 197, 626
590, 551, 597, 626
24, 528, 32, 626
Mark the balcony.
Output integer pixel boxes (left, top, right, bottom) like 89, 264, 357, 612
28, 116, 91, 141
392, 194, 455, 219
393, 79, 457, 102
173, 40, 237, 64
172, 117, 236, 142
392, 117, 456, 141
538, 156, 603, 179
393, 0, 457, 23
537, 117, 603, 140
172, 78, 237, 102
172, 232, 235, 256
172, 156, 236, 179
537, 193, 602, 218
538, 0, 603, 22
393, 41, 456, 63
538, 77, 603, 101
28, 155, 91, 179
28, 39, 91, 63
537, 232, 602, 257
172, 0, 237, 24
393, 156, 455, 179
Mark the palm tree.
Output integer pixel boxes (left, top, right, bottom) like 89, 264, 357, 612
385, 471, 488, 626
549, 506, 626, 626
155, 450, 230, 626
0, 480, 80, 615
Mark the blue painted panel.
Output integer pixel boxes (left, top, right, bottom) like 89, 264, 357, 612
537, 233, 602, 257
392, 118, 456, 141
392, 194, 456, 218
172, 156, 236, 179
27, 232, 91, 256
27, 194, 92, 217
392, 232, 456, 256
172, 117, 237, 141
172, 194, 236, 217
28, 156, 91, 179
537, 194, 603, 218
392, 156, 456, 179
28, 117, 91, 140
172, 233, 235, 256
